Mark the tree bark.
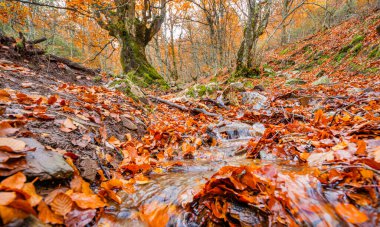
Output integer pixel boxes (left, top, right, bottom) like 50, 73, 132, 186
119, 35, 163, 86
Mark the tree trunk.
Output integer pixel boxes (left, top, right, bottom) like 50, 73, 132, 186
119, 35, 165, 87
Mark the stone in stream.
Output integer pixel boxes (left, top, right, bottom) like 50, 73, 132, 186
241, 91, 268, 109
19, 138, 73, 181
208, 121, 265, 140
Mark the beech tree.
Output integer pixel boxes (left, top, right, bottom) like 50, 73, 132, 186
235, 0, 272, 77
10, 0, 168, 86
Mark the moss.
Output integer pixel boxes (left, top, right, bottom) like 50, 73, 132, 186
244, 81, 254, 89
280, 48, 290, 55
350, 35, 365, 46
351, 43, 363, 55
317, 55, 330, 65
335, 35, 365, 62
262, 64, 275, 77
295, 62, 314, 71
93, 76, 102, 83
364, 67, 379, 74
369, 45, 380, 59
233, 66, 260, 79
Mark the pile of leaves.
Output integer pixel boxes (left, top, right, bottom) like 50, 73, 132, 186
0, 168, 106, 226
186, 164, 378, 226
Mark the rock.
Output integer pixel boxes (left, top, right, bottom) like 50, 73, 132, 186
9, 215, 49, 227
121, 115, 138, 130
79, 158, 98, 182
253, 85, 265, 91
312, 75, 331, 86
241, 92, 268, 109
347, 87, 362, 94
20, 138, 73, 181
208, 122, 265, 140
259, 150, 277, 161
315, 70, 326, 78
285, 78, 306, 86
229, 82, 245, 91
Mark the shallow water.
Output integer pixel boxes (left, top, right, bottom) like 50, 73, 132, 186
97, 125, 361, 226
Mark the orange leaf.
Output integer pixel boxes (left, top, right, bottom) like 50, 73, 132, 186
37, 201, 64, 224
356, 140, 367, 156
50, 193, 73, 216
335, 203, 368, 224
0, 205, 28, 224
0, 192, 16, 205
70, 193, 106, 209
0, 172, 26, 189
22, 182, 42, 207
8, 199, 37, 215
0, 89, 12, 104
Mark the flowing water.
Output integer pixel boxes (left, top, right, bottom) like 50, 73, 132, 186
98, 123, 357, 226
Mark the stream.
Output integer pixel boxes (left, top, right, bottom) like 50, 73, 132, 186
97, 121, 370, 226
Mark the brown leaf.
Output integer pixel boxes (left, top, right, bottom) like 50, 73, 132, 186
60, 118, 77, 132
8, 199, 37, 215
0, 121, 20, 137
64, 209, 96, 227
37, 201, 64, 224
0, 89, 12, 104
50, 193, 73, 216
47, 95, 58, 105
0, 192, 16, 205
0, 138, 26, 152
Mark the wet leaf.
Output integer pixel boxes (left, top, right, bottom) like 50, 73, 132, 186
70, 193, 106, 209
335, 203, 368, 224
64, 209, 96, 227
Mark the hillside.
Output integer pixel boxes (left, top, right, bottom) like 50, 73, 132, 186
0, 7, 379, 227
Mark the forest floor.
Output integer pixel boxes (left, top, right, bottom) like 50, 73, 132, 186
0, 10, 379, 227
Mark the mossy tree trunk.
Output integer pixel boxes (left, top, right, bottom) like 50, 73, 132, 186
118, 34, 164, 86
235, 0, 271, 78
93, 0, 167, 86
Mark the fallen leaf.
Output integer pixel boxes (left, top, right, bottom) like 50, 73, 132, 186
335, 203, 368, 224
60, 118, 77, 132
70, 193, 107, 209
356, 140, 367, 156
22, 182, 43, 207
64, 209, 96, 227
0, 205, 28, 224
37, 201, 64, 224
0, 121, 20, 137
0, 192, 16, 205
0, 138, 26, 152
50, 193, 73, 216
0, 172, 26, 189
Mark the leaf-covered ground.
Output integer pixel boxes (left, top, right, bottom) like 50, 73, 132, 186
0, 10, 379, 227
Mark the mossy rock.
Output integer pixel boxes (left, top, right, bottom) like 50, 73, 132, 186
285, 78, 306, 86
312, 75, 332, 86
233, 67, 260, 78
